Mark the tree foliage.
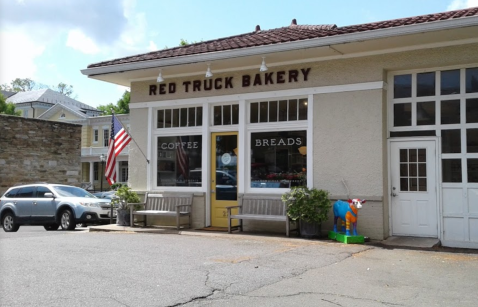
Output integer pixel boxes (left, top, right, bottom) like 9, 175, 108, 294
97, 90, 130, 115
0, 93, 21, 116
0, 78, 76, 98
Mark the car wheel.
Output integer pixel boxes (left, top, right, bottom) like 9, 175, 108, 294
60, 209, 76, 230
2, 212, 20, 232
44, 223, 60, 231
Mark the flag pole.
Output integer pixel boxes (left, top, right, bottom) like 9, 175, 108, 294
115, 113, 150, 164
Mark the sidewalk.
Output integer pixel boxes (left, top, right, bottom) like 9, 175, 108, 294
88, 224, 446, 251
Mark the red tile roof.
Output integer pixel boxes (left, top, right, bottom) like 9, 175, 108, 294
87, 7, 478, 69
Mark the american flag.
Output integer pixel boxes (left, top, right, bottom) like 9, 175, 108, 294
105, 115, 132, 185
176, 136, 189, 181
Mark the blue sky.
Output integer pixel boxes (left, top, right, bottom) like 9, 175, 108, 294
1, 0, 477, 107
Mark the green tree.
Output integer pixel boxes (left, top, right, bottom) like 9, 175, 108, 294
97, 90, 130, 115
52, 82, 76, 98
0, 78, 76, 98
0, 93, 21, 116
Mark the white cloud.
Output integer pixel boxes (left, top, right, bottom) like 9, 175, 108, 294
66, 30, 100, 55
0, 29, 45, 84
148, 41, 158, 51
447, 0, 478, 10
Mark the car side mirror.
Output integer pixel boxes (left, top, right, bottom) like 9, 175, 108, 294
44, 192, 55, 198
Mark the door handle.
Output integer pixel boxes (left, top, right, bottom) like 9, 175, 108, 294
211, 189, 215, 193
392, 193, 398, 197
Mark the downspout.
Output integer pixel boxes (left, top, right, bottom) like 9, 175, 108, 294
30, 102, 35, 118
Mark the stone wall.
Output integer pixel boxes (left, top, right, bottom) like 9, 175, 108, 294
0, 115, 82, 195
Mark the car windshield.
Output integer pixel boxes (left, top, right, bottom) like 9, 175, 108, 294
53, 186, 97, 198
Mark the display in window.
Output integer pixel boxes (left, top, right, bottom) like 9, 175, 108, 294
251, 131, 307, 188
157, 135, 202, 187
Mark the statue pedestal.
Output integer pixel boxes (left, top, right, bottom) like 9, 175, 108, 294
328, 231, 364, 244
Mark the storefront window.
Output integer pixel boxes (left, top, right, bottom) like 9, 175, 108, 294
157, 135, 202, 187
250, 131, 307, 188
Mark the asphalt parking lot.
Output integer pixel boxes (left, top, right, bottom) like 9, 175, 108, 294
1, 226, 477, 307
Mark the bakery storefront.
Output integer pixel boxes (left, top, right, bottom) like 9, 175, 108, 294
82, 7, 478, 249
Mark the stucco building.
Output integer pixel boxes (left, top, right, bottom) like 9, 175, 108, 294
82, 7, 478, 249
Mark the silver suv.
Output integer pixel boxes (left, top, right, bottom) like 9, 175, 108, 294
0, 183, 114, 232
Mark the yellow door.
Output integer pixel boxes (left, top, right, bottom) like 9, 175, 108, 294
211, 132, 238, 227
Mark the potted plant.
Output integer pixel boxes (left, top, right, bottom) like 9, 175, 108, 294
112, 186, 141, 226
282, 186, 331, 238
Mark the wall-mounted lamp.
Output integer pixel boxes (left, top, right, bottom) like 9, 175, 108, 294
259, 57, 268, 72
156, 69, 164, 83
205, 64, 213, 78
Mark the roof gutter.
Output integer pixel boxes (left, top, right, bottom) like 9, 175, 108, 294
81, 16, 478, 77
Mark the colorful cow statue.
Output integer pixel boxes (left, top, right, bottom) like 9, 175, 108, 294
333, 199, 366, 236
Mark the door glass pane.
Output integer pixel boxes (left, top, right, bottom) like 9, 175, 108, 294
215, 135, 237, 201
417, 72, 435, 97
232, 104, 239, 125
400, 178, 408, 191
288, 99, 298, 121
442, 129, 461, 153
441, 100, 460, 124
419, 178, 427, 191
260, 101, 268, 122
418, 149, 426, 162
400, 163, 408, 176
394, 103, 411, 127
394, 74, 412, 98
417, 101, 435, 125
466, 98, 478, 123
409, 149, 417, 162
214, 106, 222, 125
441, 69, 460, 95
279, 100, 288, 121
467, 129, 478, 153
250, 103, 258, 123
17, 186, 35, 197
269, 101, 278, 122
223, 105, 231, 125
418, 163, 427, 176
400, 149, 408, 162
410, 178, 418, 191
466, 67, 478, 93
442, 159, 462, 182
468, 159, 478, 183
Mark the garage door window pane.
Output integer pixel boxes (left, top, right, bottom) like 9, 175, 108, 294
394, 103, 411, 126
442, 130, 461, 153
467, 129, 478, 153
441, 69, 460, 95
441, 100, 460, 124
442, 159, 462, 182
394, 74, 412, 98
417, 72, 435, 97
468, 159, 478, 183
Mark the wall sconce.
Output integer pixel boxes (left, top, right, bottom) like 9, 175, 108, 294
205, 64, 213, 78
298, 146, 307, 156
259, 56, 268, 72
156, 69, 164, 83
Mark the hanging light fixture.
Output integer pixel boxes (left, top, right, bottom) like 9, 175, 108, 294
156, 69, 164, 83
259, 56, 268, 72
205, 64, 213, 78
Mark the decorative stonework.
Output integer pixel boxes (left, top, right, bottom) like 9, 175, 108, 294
0, 115, 82, 195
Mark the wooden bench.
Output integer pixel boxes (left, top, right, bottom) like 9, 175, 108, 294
130, 193, 193, 229
226, 195, 295, 237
